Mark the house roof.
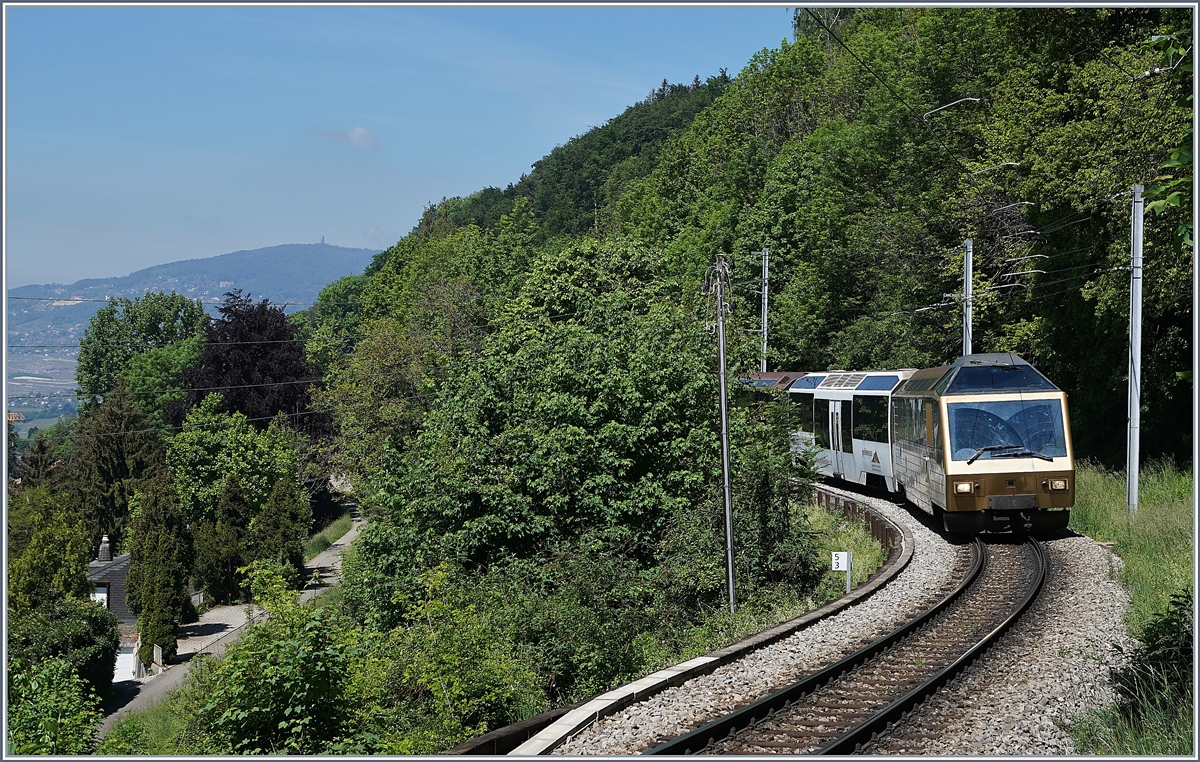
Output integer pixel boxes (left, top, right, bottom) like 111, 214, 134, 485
88, 552, 131, 581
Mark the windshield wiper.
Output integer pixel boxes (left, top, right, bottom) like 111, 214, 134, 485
967, 444, 1022, 464
991, 449, 1055, 462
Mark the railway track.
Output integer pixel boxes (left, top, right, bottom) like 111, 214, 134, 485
645, 535, 1046, 755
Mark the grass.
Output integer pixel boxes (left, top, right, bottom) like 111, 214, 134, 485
1068, 459, 1193, 629
803, 499, 889, 605
653, 498, 890, 665
94, 654, 225, 755
1068, 671, 1193, 755
303, 510, 354, 562
1064, 459, 1194, 755
96, 696, 185, 755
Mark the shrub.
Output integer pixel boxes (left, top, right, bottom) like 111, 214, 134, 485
7, 598, 120, 699
1112, 589, 1193, 714
194, 561, 357, 754
349, 564, 548, 753
6, 657, 103, 755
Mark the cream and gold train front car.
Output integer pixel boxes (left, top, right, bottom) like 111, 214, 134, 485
890, 353, 1073, 534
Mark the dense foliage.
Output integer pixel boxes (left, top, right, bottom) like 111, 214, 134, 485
173, 291, 324, 434
6, 487, 93, 610
6, 658, 104, 754
300, 7, 1192, 753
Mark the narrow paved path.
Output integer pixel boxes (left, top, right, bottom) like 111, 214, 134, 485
98, 508, 366, 736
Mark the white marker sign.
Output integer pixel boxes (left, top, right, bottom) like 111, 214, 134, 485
832, 551, 852, 594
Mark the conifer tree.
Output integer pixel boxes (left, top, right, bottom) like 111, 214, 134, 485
192, 475, 251, 603
125, 475, 193, 666
65, 383, 165, 553
248, 477, 312, 583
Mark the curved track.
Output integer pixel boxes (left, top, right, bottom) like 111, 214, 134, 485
646, 536, 1046, 755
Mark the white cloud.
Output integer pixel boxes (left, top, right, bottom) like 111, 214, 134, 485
363, 225, 395, 246
313, 126, 380, 149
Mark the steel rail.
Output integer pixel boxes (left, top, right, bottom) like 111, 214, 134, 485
819, 537, 1046, 754
644, 536, 987, 755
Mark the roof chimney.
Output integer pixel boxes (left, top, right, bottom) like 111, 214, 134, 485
97, 535, 112, 562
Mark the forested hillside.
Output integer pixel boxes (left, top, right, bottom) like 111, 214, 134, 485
8, 7, 1190, 755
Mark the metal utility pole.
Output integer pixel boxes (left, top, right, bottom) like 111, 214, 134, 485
963, 240, 973, 356
759, 247, 770, 373
709, 253, 737, 613
1126, 185, 1144, 515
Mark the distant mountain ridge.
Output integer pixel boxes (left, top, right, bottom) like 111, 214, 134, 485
8, 243, 379, 343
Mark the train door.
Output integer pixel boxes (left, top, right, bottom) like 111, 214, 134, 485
829, 399, 853, 478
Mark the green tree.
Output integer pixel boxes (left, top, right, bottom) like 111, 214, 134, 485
75, 291, 207, 406
116, 334, 204, 426
63, 384, 165, 553
6, 657, 103, 755
247, 476, 312, 582
191, 475, 251, 603
1142, 31, 1192, 251
166, 393, 299, 525
340, 238, 818, 636
6, 487, 92, 610
125, 475, 193, 666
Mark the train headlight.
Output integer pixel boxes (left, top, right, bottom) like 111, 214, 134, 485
1049, 478, 1068, 492
954, 481, 973, 494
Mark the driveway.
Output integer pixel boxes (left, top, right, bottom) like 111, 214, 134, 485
98, 509, 367, 736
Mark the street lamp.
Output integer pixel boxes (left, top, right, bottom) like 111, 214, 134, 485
923, 97, 981, 121
971, 161, 1021, 176
989, 201, 1035, 215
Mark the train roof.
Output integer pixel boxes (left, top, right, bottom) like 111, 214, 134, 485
897, 353, 1059, 396
738, 372, 804, 391
785, 369, 916, 393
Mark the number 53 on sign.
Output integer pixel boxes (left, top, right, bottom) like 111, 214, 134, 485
831, 551, 852, 571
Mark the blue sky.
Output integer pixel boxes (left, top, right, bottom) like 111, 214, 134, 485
4, 5, 796, 287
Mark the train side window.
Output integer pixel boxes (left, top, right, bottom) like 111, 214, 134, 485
814, 400, 831, 449
791, 392, 814, 433
840, 400, 853, 453
853, 395, 888, 442
924, 400, 934, 447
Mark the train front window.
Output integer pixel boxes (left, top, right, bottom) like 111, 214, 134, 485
948, 399, 1067, 461
946, 364, 1058, 394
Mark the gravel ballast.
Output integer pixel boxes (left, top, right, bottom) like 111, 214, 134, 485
555, 487, 1132, 756
865, 535, 1132, 755
554, 487, 971, 755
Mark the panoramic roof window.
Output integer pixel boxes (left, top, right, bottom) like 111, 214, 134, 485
791, 375, 826, 390
946, 364, 1058, 394
856, 375, 900, 391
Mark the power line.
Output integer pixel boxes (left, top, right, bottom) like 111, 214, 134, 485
803, 9, 985, 191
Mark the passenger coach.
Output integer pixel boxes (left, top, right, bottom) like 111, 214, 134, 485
786, 369, 916, 492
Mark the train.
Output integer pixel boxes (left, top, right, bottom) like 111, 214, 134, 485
741, 353, 1073, 533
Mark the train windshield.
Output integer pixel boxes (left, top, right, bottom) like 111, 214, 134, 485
948, 399, 1067, 462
